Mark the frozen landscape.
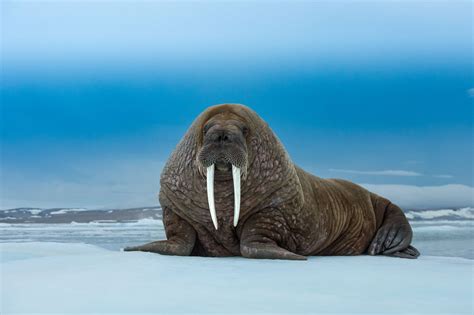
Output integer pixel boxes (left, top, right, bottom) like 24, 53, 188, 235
1, 242, 472, 314
1, 207, 473, 314
2, 0, 472, 313
1, 206, 473, 258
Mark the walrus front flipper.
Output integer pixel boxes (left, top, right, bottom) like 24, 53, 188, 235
124, 239, 194, 255
240, 211, 307, 260
124, 207, 196, 256
368, 197, 419, 259
240, 241, 307, 260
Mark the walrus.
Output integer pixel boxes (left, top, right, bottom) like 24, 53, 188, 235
125, 104, 419, 260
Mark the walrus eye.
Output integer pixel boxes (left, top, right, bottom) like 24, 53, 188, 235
202, 125, 209, 135
203, 124, 211, 136
242, 126, 249, 136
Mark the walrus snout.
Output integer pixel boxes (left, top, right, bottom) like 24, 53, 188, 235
198, 146, 247, 170
198, 126, 248, 169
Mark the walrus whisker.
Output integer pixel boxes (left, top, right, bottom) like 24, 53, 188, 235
232, 165, 241, 227
206, 164, 218, 230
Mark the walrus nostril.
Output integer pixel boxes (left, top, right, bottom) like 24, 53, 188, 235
209, 130, 232, 144
216, 134, 230, 143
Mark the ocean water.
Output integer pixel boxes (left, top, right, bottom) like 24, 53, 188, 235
1, 208, 472, 259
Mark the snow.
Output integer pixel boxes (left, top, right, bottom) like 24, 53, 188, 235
50, 208, 88, 215
50, 209, 69, 215
1, 242, 472, 314
27, 209, 42, 215
405, 207, 474, 220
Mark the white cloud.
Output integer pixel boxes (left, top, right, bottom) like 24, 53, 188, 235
329, 169, 421, 177
1, 158, 471, 210
433, 174, 454, 179
0, 158, 165, 210
467, 88, 474, 97
361, 184, 474, 209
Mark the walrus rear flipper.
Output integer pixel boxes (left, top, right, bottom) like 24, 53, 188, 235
368, 195, 420, 259
385, 245, 420, 259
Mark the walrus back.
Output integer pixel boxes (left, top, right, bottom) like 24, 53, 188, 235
294, 166, 378, 255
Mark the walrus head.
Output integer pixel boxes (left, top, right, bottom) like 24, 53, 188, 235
160, 103, 301, 233
197, 111, 250, 230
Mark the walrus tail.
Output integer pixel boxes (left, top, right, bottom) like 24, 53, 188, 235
367, 194, 420, 259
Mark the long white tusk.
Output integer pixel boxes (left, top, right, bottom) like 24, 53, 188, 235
232, 165, 241, 227
206, 164, 218, 230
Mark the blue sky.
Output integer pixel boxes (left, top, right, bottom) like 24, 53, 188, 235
1, 1, 472, 209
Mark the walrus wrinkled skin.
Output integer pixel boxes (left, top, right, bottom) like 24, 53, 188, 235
125, 104, 420, 260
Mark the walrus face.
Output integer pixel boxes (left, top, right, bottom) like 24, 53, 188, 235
197, 112, 249, 229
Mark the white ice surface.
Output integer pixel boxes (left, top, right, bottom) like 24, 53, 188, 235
1, 242, 472, 314
405, 207, 474, 220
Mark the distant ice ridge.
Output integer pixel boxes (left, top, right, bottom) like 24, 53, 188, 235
0, 206, 162, 224
2, 208, 87, 214
27, 209, 42, 215
69, 217, 162, 226
1, 206, 473, 224
405, 207, 473, 220
50, 208, 87, 215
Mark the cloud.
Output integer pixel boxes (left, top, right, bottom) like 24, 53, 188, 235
2, 160, 473, 210
433, 174, 454, 179
329, 169, 422, 177
0, 157, 165, 209
329, 169, 455, 179
467, 88, 474, 97
361, 184, 474, 209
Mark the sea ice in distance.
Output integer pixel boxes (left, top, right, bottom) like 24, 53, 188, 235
1, 242, 472, 314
